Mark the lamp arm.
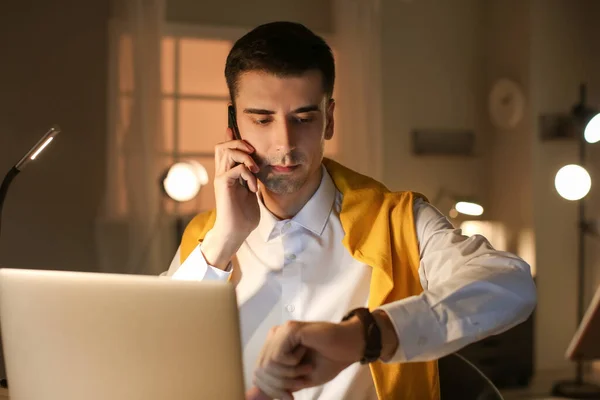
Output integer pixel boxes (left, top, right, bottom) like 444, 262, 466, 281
0, 167, 20, 239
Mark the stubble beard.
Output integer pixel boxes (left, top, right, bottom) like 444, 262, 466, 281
254, 149, 318, 195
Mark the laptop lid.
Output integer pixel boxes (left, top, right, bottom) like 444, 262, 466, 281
0, 268, 244, 400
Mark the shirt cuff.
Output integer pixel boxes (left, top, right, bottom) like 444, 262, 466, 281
171, 244, 232, 281
377, 295, 446, 363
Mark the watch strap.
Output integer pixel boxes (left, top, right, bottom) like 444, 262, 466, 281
342, 307, 382, 364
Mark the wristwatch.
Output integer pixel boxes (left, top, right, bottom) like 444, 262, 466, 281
342, 307, 382, 364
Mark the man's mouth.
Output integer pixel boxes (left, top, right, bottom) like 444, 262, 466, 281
271, 165, 299, 173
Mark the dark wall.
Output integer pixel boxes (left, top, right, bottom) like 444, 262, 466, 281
0, 0, 110, 272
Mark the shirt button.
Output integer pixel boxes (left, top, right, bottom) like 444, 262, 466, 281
417, 336, 427, 346
282, 222, 292, 234
286, 254, 296, 261
286, 304, 295, 313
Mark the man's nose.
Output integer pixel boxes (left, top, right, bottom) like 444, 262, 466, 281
273, 120, 294, 152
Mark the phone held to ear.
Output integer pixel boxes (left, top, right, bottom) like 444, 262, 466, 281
228, 105, 250, 190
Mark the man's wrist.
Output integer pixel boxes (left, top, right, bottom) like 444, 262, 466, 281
341, 308, 385, 364
340, 316, 365, 363
372, 309, 399, 362
200, 228, 247, 270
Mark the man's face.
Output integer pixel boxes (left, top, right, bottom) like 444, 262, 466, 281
233, 69, 334, 195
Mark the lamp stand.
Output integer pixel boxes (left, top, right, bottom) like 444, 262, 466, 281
551, 85, 600, 398
0, 167, 20, 239
0, 167, 23, 390
0, 126, 61, 390
0, 169, 16, 388
551, 197, 600, 398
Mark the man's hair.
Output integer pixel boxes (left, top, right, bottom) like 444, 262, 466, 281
225, 21, 335, 103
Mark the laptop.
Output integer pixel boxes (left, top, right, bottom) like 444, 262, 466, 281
0, 268, 245, 400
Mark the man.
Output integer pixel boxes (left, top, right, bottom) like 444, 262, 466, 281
163, 21, 536, 400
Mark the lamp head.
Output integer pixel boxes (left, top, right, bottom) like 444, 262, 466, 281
584, 113, 600, 144
571, 83, 599, 144
554, 84, 597, 201
162, 161, 209, 202
555, 164, 591, 201
15, 125, 61, 171
454, 200, 484, 216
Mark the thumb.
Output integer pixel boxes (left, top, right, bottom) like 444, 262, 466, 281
245, 386, 272, 400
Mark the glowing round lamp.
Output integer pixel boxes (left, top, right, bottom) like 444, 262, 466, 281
454, 201, 484, 216
162, 161, 208, 202
584, 113, 600, 144
555, 164, 591, 201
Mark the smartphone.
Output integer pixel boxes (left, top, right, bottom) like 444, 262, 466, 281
228, 105, 242, 141
228, 105, 249, 190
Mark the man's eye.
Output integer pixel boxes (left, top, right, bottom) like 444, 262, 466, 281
295, 117, 313, 124
253, 119, 271, 125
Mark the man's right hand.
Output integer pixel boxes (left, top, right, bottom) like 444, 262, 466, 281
200, 128, 261, 270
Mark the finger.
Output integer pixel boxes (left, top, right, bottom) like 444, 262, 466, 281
218, 164, 258, 192
239, 165, 259, 193
273, 344, 307, 366
216, 137, 255, 155
254, 368, 295, 400
262, 327, 285, 373
257, 326, 281, 370
293, 346, 308, 364
257, 366, 309, 394
268, 325, 280, 339
266, 322, 304, 367
254, 371, 290, 400
216, 148, 260, 175
225, 127, 234, 141
245, 386, 272, 400
265, 361, 313, 379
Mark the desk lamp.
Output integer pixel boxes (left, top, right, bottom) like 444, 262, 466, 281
551, 84, 600, 399
0, 125, 61, 389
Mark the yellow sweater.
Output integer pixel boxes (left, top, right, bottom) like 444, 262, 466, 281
179, 158, 440, 400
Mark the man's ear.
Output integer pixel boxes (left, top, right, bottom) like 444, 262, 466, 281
325, 99, 335, 140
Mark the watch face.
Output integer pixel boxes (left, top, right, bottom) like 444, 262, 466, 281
489, 79, 525, 130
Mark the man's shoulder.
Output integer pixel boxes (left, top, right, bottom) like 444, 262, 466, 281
184, 209, 217, 241
377, 191, 429, 218
322, 158, 428, 205
388, 190, 429, 203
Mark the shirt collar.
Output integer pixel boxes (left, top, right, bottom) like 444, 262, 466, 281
255, 165, 336, 241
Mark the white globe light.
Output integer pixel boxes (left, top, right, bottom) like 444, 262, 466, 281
554, 164, 591, 201
163, 161, 209, 202
454, 201, 484, 216
584, 113, 600, 144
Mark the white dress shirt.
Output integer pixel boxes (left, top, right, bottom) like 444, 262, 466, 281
165, 166, 536, 399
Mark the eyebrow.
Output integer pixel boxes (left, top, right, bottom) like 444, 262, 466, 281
243, 105, 320, 115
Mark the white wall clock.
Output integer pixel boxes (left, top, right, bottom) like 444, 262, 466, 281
489, 78, 525, 130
